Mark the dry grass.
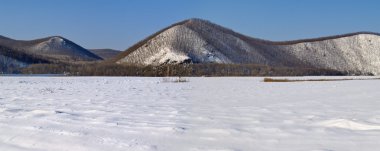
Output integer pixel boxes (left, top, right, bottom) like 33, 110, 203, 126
263, 77, 380, 82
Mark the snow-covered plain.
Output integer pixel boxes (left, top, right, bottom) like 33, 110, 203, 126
0, 77, 380, 151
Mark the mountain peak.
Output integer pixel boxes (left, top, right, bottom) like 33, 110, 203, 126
180, 18, 218, 28
183, 18, 210, 24
49, 36, 65, 40
47, 36, 67, 46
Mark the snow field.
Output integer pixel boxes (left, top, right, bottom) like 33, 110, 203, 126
0, 77, 380, 151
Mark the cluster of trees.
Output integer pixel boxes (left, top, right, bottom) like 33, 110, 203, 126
0, 46, 47, 73
20, 63, 345, 77
0, 46, 51, 65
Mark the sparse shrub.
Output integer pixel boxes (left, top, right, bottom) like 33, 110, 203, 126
263, 78, 291, 82
161, 77, 189, 83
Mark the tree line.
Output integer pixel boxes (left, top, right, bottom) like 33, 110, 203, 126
19, 62, 346, 77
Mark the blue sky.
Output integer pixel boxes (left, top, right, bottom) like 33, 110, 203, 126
0, 0, 379, 50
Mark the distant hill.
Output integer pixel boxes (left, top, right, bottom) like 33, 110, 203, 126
0, 35, 102, 73
116, 18, 380, 75
89, 49, 121, 60
0, 35, 102, 62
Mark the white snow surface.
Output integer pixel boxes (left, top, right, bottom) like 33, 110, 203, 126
144, 47, 190, 65
1, 77, 380, 151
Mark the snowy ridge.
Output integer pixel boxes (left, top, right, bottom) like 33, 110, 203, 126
117, 18, 380, 75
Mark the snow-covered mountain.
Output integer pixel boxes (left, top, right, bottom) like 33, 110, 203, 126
0, 35, 103, 72
0, 35, 102, 62
116, 18, 380, 75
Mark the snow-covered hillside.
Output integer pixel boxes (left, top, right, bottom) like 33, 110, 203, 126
117, 19, 380, 75
1, 77, 380, 151
117, 19, 266, 65
281, 34, 380, 75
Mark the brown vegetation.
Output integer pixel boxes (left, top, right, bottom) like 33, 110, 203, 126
263, 77, 380, 82
19, 63, 346, 77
